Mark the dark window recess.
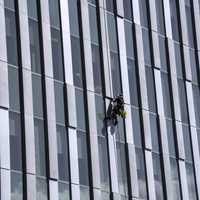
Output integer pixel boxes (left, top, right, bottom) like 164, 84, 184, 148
57, 125, 69, 181
5, 9, 19, 66
77, 132, 89, 186
29, 19, 41, 74
51, 28, 64, 81
34, 119, 46, 177
71, 36, 83, 88
9, 112, 22, 171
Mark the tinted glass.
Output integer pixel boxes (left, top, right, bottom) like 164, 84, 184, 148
145, 67, 157, 113
190, 49, 198, 84
36, 178, 48, 200
9, 112, 22, 171
161, 72, 172, 118
8, 66, 20, 111
4, 0, 15, 10
27, 0, 38, 19
150, 113, 159, 153
29, 20, 41, 74
89, 5, 99, 44
123, 0, 133, 20
76, 89, 86, 131
174, 43, 183, 78
106, 0, 114, 12
57, 125, 69, 181
49, 0, 60, 28
59, 182, 70, 200
69, 0, 80, 37
11, 172, 23, 200
155, 0, 165, 34
80, 186, 90, 200
186, 163, 197, 200
135, 148, 148, 199
34, 119, 46, 176
170, 0, 180, 41
159, 36, 167, 71
51, 28, 64, 81
91, 44, 103, 94
98, 137, 110, 190
152, 153, 164, 200
170, 158, 181, 200
54, 82, 65, 124
127, 59, 139, 106
32, 74, 44, 118
77, 132, 89, 186
5, 10, 18, 66
132, 108, 142, 147
192, 85, 200, 128
71, 36, 83, 88
139, 0, 148, 27
116, 142, 128, 196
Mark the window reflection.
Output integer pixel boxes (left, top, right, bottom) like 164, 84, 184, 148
36, 178, 48, 200
11, 172, 23, 200
59, 182, 70, 200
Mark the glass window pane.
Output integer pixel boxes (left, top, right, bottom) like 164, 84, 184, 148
9, 112, 22, 171
192, 85, 200, 128
51, 28, 64, 81
150, 113, 160, 153
32, 74, 44, 118
190, 49, 198, 84
89, 5, 99, 44
98, 136, 110, 191
4, 0, 15, 10
106, 0, 114, 12
155, 0, 165, 35
69, 0, 80, 37
135, 148, 148, 199
123, 0, 133, 20
34, 119, 46, 176
57, 125, 69, 181
8, 66, 20, 111
59, 182, 70, 200
54, 82, 65, 124
110, 52, 122, 97
91, 44, 103, 94
170, 0, 180, 41
11, 172, 23, 200
178, 79, 189, 124
27, 0, 38, 19
159, 36, 167, 71
5, 9, 19, 66
161, 72, 172, 118
36, 178, 48, 200
174, 43, 183, 78
77, 132, 89, 186
139, 0, 148, 27
170, 158, 181, 200
80, 186, 90, 200
145, 67, 156, 113
29, 19, 41, 74
127, 59, 139, 106
132, 108, 142, 148
124, 21, 135, 59
182, 124, 193, 162
142, 29, 152, 66
186, 163, 197, 200
71, 36, 83, 88
76, 89, 86, 131
152, 153, 164, 200
49, 0, 60, 28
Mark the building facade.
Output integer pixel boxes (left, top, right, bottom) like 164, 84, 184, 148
0, 0, 200, 199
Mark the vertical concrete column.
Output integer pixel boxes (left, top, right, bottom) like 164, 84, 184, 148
131, 0, 140, 25
40, 0, 58, 180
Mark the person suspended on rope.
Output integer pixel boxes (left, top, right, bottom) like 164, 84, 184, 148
104, 94, 127, 126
